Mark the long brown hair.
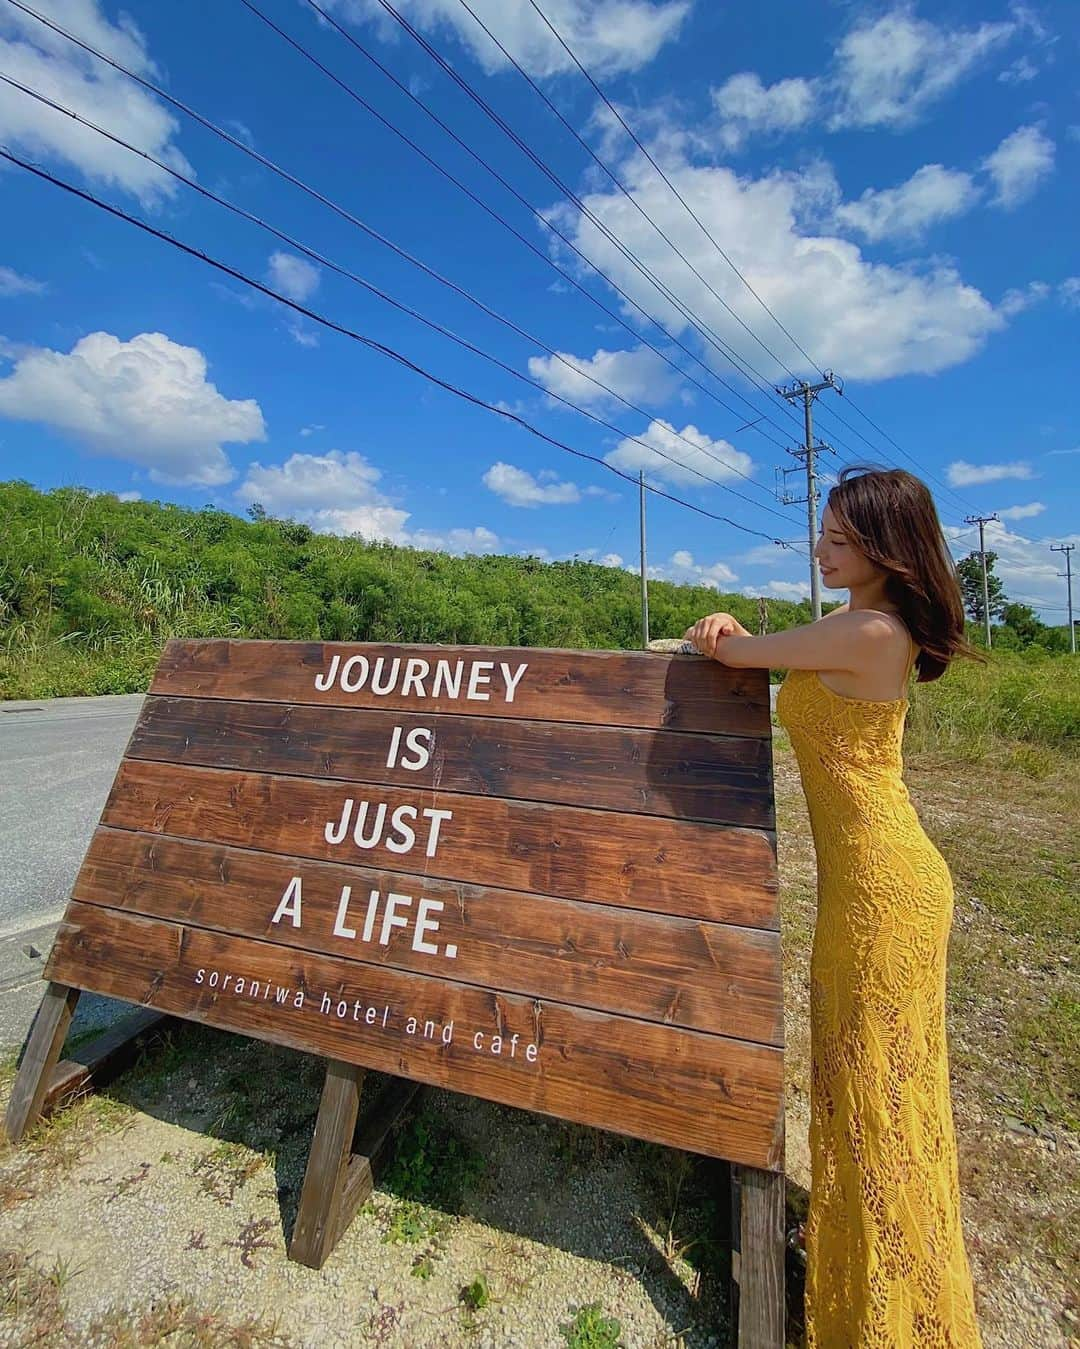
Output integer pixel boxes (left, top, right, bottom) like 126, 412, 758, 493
826, 464, 987, 682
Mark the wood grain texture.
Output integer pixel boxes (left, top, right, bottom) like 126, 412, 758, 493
127, 696, 774, 829
73, 828, 784, 1045
150, 640, 770, 736
101, 760, 779, 929
289, 1060, 365, 1269
45, 903, 785, 1169
4, 984, 81, 1142
734, 1164, 787, 1348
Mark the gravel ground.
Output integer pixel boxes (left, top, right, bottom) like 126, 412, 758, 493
0, 1041, 736, 1347
0, 730, 1073, 1348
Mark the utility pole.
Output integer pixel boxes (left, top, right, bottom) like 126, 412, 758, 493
963, 514, 999, 648
775, 372, 842, 619
1050, 543, 1076, 654
639, 469, 650, 649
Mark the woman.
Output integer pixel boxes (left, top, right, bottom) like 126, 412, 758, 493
684, 465, 984, 1347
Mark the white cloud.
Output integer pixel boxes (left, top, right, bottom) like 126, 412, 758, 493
655, 548, 738, 589
239, 450, 409, 539
1059, 277, 1080, 309
710, 72, 817, 151
237, 449, 499, 553
606, 418, 754, 488
944, 519, 1080, 617
0, 0, 192, 205
830, 9, 1015, 129
323, 0, 689, 78
947, 458, 1036, 487
998, 281, 1051, 317
998, 54, 1038, 83
483, 461, 581, 507
299, 423, 325, 437
833, 164, 980, 243
0, 331, 264, 485
551, 157, 1003, 382
599, 552, 623, 568
224, 119, 256, 148
983, 125, 1055, 208
408, 526, 500, 554
268, 252, 320, 303
997, 502, 1045, 520
738, 542, 790, 567
526, 344, 682, 410
740, 578, 811, 600
285, 317, 319, 349
0, 264, 46, 296
117, 489, 141, 501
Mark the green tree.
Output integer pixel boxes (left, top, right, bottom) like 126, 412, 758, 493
957, 550, 1008, 623
1000, 601, 1046, 646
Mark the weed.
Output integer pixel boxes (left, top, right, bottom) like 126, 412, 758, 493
460, 1273, 490, 1311
383, 1105, 484, 1212
226, 1216, 277, 1270
192, 1141, 267, 1206
0, 1249, 67, 1342
561, 1301, 624, 1349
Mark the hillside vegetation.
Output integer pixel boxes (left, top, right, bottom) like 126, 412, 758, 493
1, 480, 1076, 755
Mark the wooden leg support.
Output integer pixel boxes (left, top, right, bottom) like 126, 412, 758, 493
289, 1063, 420, 1269
731, 1164, 785, 1349
4, 983, 81, 1143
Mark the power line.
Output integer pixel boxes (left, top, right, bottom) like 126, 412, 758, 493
0, 147, 811, 556
267, 0, 807, 440
1, 73, 804, 520
339, 0, 809, 420
449, 0, 801, 385
520, 0, 989, 520
5, 0, 796, 455
523, 0, 819, 375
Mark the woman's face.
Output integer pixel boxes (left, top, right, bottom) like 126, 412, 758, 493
815, 501, 881, 589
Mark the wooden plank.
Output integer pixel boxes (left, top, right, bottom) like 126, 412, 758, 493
101, 760, 779, 929
73, 829, 784, 1044
4, 983, 80, 1142
334, 1077, 422, 1252
41, 1008, 172, 1117
127, 696, 774, 829
45, 903, 786, 1169
734, 1164, 786, 1348
289, 1060, 364, 1269
150, 640, 770, 736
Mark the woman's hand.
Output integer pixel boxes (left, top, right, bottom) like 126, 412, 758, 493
684, 612, 750, 659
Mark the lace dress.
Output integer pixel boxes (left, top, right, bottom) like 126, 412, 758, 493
775, 653, 983, 1347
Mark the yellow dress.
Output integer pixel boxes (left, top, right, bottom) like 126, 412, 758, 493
775, 658, 983, 1348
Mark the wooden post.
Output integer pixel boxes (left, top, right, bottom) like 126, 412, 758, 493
288, 1063, 421, 1269
289, 1060, 366, 1269
4, 983, 81, 1142
732, 1163, 786, 1348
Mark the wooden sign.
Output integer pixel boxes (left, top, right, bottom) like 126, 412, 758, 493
7, 640, 785, 1342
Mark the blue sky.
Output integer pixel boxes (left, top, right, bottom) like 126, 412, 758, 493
0, 0, 1076, 619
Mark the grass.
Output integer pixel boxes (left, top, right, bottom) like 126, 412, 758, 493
0, 1248, 290, 1347
560, 1301, 624, 1348
903, 648, 1079, 757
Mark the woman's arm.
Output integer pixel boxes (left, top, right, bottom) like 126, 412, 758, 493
684, 608, 897, 672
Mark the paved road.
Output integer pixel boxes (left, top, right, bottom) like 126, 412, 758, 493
0, 694, 144, 936
0, 694, 144, 1046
